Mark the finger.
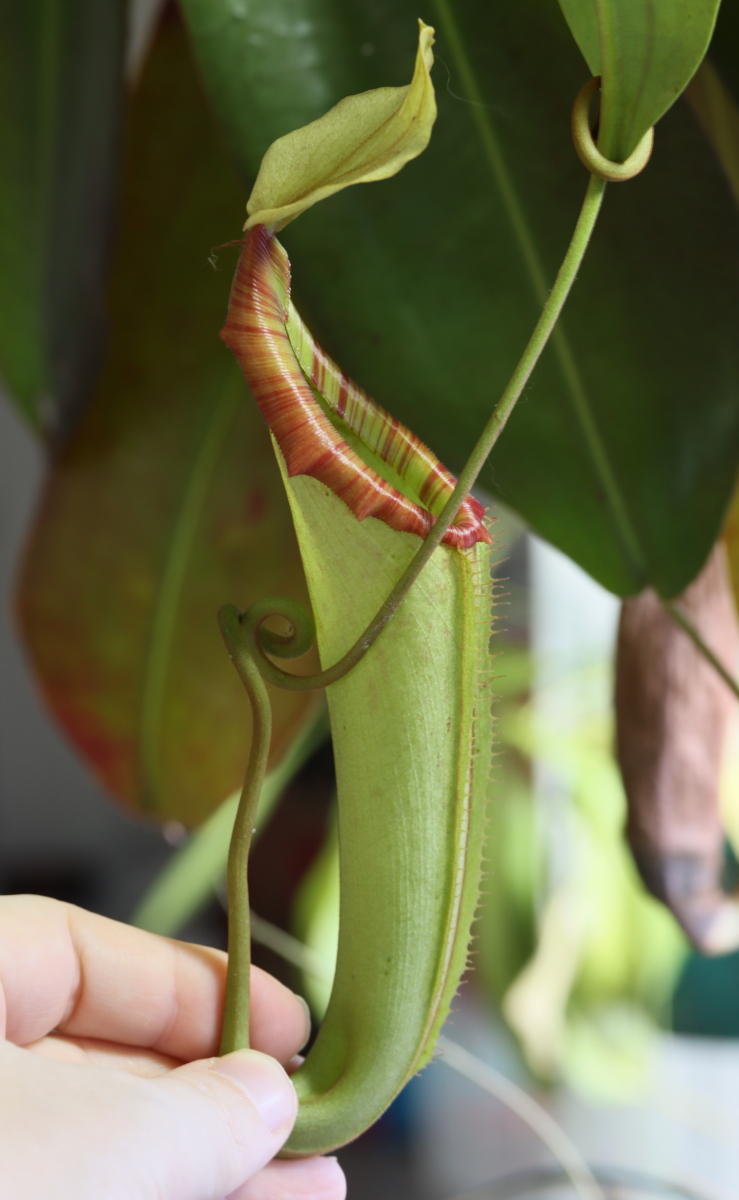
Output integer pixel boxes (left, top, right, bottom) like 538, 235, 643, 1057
25, 1033, 180, 1077
0, 895, 309, 1062
229, 1156, 346, 1200
0, 1042, 297, 1200
24, 1038, 310, 1084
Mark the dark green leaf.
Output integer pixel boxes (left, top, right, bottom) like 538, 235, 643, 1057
181, 0, 739, 598
0, 0, 125, 441
16, 10, 319, 825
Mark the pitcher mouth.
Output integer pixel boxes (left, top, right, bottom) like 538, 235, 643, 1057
221, 226, 491, 551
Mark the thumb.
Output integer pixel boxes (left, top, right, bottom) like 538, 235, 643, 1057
141, 1050, 299, 1199
0, 1041, 298, 1200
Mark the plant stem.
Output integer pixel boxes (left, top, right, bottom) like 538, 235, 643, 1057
252, 172, 607, 692
398, 172, 607, 578
663, 599, 739, 703
432, 0, 646, 584
130, 704, 329, 937
218, 605, 273, 1054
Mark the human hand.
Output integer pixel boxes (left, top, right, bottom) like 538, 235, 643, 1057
0, 894, 345, 1200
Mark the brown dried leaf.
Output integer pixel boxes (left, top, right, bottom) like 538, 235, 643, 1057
616, 547, 739, 954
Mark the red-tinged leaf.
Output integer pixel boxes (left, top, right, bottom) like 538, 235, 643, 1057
16, 9, 318, 825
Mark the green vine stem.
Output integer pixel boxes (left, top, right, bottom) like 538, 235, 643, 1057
244, 170, 607, 695
218, 604, 273, 1053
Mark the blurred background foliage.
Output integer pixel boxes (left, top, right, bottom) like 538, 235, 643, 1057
3, 0, 739, 1120
0, 0, 125, 440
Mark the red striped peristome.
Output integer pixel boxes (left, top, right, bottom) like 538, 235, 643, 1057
221, 226, 491, 549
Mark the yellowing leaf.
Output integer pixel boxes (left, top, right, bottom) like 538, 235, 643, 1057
245, 19, 436, 232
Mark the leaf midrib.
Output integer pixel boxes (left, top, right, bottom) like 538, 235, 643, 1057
138, 364, 242, 810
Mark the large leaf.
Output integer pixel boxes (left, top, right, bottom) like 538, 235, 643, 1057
558, 0, 721, 159
181, 0, 739, 599
16, 10, 318, 825
0, 0, 125, 441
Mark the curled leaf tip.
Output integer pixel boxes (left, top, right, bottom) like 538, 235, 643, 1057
245, 20, 436, 232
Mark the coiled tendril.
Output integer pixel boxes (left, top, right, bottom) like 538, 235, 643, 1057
572, 76, 654, 182
221, 460, 484, 702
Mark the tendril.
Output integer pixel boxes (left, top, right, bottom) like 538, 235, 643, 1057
218, 603, 273, 1054
572, 76, 654, 182
232, 486, 470, 694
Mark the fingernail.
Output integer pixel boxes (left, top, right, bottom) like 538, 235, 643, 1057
294, 993, 312, 1050
211, 1050, 297, 1133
